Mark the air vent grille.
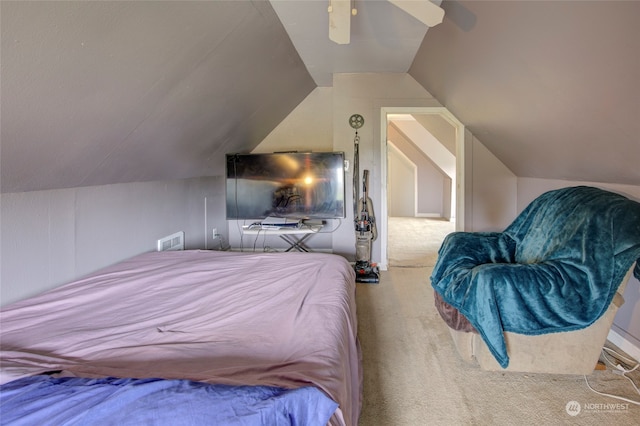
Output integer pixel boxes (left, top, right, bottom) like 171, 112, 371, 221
157, 231, 185, 251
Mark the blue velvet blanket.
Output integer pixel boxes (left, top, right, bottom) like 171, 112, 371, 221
0, 376, 338, 425
431, 186, 640, 368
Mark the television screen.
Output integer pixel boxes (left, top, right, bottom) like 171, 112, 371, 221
226, 152, 346, 220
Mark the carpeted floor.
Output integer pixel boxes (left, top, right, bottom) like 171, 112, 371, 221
356, 217, 639, 425
387, 217, 454, 267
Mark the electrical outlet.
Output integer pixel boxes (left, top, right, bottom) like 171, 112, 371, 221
212, 228, 218, 239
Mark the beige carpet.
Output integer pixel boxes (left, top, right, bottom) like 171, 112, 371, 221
387, 217, 455, 267
356, 218, 639, 425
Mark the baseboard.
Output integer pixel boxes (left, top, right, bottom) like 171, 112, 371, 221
607, 328, 640, 362
414, 214, 456, 222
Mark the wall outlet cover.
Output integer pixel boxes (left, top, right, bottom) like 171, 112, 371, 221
157, 231, 185, 251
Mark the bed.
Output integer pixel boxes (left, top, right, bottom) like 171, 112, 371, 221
0, 250, 361, 425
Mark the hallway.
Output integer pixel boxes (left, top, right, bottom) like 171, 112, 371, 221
387, 217, 454, 267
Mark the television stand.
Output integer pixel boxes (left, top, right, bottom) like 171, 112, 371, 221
241, 224, 323, 252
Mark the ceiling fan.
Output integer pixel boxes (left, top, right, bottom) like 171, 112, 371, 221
329, 0, 445, 44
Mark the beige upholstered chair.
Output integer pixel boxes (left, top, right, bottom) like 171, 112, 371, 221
446, 267, 633, 375
431, 186, 640, 375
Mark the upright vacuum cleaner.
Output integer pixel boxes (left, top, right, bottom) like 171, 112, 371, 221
350, 114, 379, 283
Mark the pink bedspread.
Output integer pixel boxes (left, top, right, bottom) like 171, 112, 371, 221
0, 250, 361, 425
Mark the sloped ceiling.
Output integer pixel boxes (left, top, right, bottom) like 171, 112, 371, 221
269, 0, 433, 86
2, 1, 639, 194
1, 0, 314, 193
410, 0, 640, 185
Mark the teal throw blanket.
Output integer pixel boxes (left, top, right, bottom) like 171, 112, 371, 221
431, 186, 640, 368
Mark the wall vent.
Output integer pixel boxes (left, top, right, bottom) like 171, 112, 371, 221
157, 231, 185, 251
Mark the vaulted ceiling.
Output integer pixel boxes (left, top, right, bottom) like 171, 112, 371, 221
1, 1, 315, 193
411, 0, 640, 185
2, 1, 639, 194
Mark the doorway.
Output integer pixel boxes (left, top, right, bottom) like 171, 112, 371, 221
379, 107, 465, 269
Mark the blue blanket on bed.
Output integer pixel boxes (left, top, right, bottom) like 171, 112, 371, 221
0, 376, 338, 426
431, 186, 640, 368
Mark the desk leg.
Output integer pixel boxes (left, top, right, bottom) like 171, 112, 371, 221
280, 233, 313, 252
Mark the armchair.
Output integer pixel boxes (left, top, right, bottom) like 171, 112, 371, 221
431, 186, 640, 374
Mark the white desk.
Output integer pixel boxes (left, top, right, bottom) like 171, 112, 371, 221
241, 224, 323, 252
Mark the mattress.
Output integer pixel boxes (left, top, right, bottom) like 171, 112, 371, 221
0, 250, 361, 425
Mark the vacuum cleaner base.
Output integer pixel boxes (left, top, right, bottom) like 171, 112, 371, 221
355, 262, 379, 284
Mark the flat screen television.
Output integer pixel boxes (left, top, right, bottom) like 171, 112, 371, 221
226, 152, 346, 220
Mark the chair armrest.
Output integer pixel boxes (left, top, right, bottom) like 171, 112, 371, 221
612, 292, 624, 308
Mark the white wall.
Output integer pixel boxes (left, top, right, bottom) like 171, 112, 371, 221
467, 134, 518, 232
251, 88, 334, 155
388, 126, 446, 217
387, 142, 417, 217
518, 177, 640, 359
1, 176, 224, 306
516, 178, 640, 212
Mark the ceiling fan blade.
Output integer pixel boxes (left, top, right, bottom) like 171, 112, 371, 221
329, 0, 351, 44
388, 0, 445, 27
